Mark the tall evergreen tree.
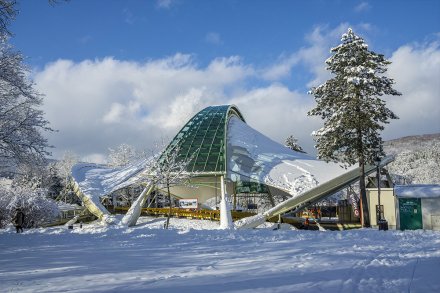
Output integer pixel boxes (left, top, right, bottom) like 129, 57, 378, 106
308, 28, 401, 227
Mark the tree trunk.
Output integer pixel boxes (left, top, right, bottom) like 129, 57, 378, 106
165, 182, 171, 229
233, 181, 237, 210
359, 162, 370, 227
267, 187, 276, 208
355, 94, 370, 227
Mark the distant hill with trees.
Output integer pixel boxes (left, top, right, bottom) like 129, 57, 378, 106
384, 133, 440, 184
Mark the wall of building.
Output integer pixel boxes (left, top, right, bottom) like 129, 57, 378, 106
366, 188, 397, 229
168, 176, 239, 209
421, 198, 440, 230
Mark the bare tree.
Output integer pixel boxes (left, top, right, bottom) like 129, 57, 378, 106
55, 151, 78, 181
142, 140, 195, 229
121, 140, 195, 228
1, 1, 69, 36
54, 151, 79, 202
0, 185, 59, 228
0, 0, 16, 36
11, 159, 47, 189
1, 1, 62, 171
107, 143, 139, 168
0, 31, 53, 170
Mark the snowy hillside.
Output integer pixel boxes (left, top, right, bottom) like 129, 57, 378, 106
384, 133, 440, 184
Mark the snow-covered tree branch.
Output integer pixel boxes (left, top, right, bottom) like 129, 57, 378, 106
138, 140, 196, 229
53, 151, 79, 203
107, 143, 139, 168
285, 135, 305, 153
0, 0, 16, 36
0, 31, 53, 170
0, 185, 59, 228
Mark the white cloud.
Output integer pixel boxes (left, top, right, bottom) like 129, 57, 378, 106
35, 55, 254, 161
354, 2, 371, 13
157, 0, 173, 9
383, 39, 440, 139
230, 84, 320, 153
122, 8, 135, 24
262, 23, 379, 87
262, 24, 349, 85
205, 32, 222, 45
102, 101, 141, 124
34, 26, 440, 163
153, 87, 206, 129
78, 35, 92, 45
262, 54, 299, 81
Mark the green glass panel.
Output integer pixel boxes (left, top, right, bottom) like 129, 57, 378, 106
159, 105, 245, 173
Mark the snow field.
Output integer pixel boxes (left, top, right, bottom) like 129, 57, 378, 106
0, 217, 439, 293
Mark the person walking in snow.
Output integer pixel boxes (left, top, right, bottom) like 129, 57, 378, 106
12, 208, 25, 233
304, 217, 310, 230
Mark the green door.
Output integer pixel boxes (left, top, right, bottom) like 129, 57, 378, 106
399, 198, 423, 230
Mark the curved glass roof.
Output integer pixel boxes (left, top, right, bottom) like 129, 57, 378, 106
161, 105, 245, 174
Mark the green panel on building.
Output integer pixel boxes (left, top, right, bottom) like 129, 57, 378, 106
160, 105, 245, 174
399, 198, 423, 230
235, 181, 268, 194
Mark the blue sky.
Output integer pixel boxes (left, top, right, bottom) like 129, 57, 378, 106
9, 0, 440, 162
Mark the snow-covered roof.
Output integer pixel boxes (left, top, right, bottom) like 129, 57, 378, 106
57, 203, 83, 212
394, 184, 440, 198
227, 116, 353, 198
0, 178, 12, 188
71, 158, 151, 212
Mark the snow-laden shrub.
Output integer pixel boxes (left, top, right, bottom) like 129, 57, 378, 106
0, 186, 59, 228
0, 189, 11, 228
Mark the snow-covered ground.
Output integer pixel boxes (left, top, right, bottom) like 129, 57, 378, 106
1, 217, 439, 293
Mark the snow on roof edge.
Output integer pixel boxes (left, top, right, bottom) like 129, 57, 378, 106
394, 184, 440, 198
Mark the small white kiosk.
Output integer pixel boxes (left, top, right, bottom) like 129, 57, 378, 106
395, 185, 440, 230
367, 188, 396, 229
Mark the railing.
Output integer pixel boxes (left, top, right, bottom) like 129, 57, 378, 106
114, 206, 256, 221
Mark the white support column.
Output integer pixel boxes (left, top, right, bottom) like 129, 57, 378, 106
121, 183, 154, 227
219, 175, 233, 229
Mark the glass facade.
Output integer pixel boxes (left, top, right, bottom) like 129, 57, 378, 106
235, 181, 269, 194
161, 105, 245, 174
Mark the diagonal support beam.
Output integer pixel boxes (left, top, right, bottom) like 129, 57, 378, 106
121, 183, 155, 227
235, 156, 394, 229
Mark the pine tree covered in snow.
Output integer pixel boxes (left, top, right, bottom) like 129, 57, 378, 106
285, 135, 305, 153
308, 28, 401, 226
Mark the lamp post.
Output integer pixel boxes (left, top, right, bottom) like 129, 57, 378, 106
375, 155, 382, 223
375, 153, 388, 230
